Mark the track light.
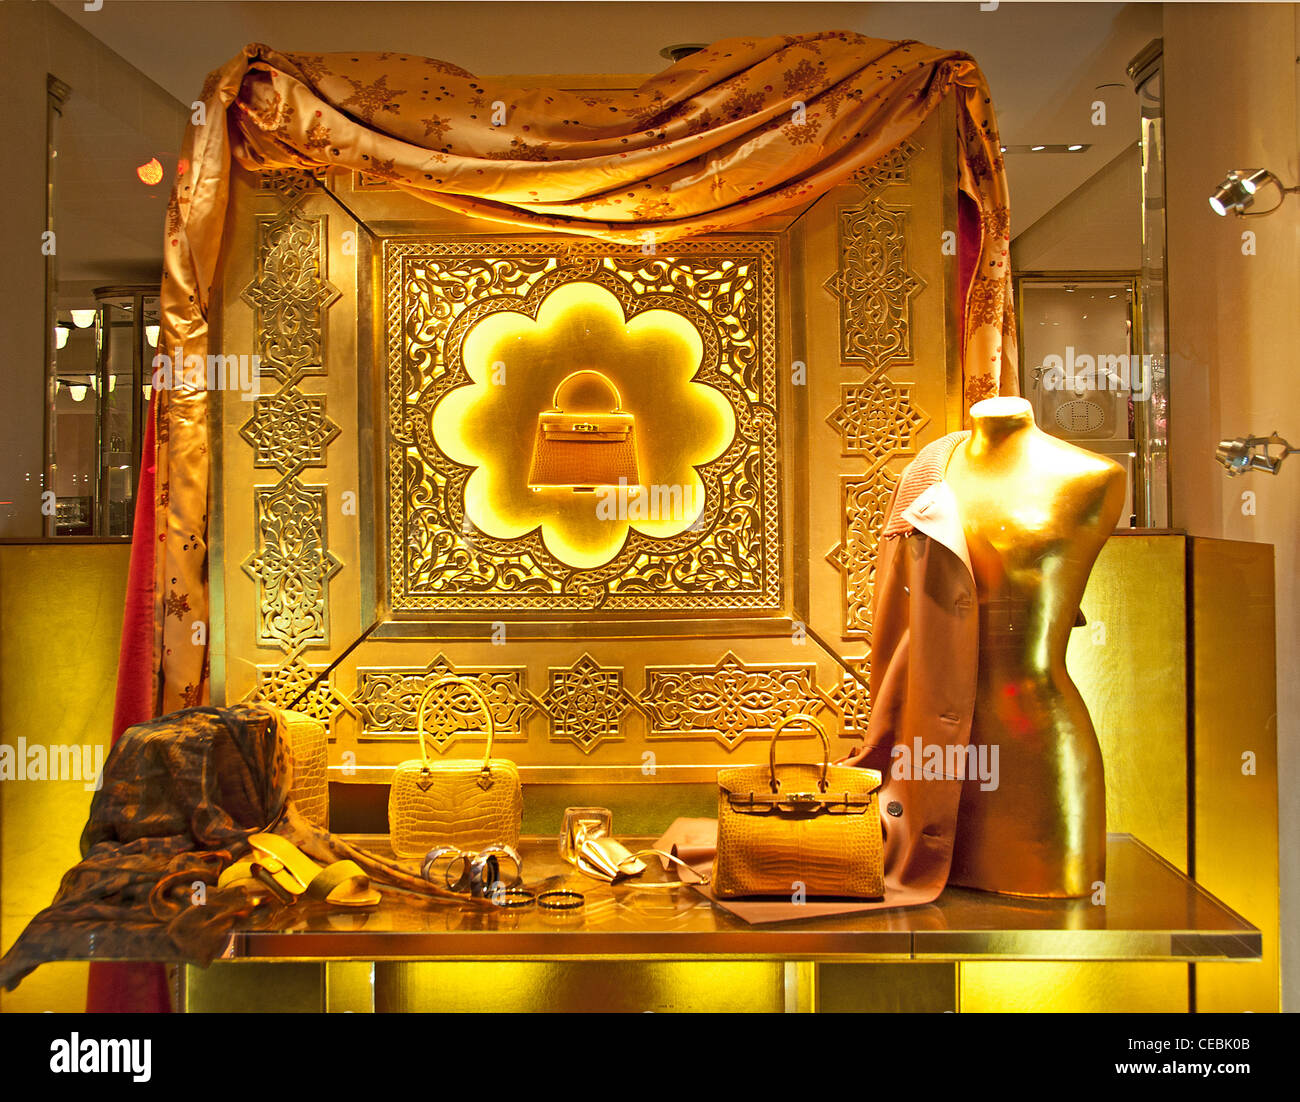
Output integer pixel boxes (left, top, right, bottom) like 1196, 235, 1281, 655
1209, 169, 1299, 216
1214, 432, 1296, 475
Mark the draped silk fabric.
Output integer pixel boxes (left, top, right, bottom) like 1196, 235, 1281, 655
146, 31, 1015, 713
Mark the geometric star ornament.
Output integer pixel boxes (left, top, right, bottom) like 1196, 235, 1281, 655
247, 646, 359, 737
541, 654, 637, 755
825, 377, 928, 471
826, 654, 872, 738
239, 386, 340, 475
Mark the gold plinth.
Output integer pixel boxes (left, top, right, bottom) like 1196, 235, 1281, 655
178, 833, 1257, 1013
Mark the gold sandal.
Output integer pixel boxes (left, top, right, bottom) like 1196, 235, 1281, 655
218, 832, 381, 909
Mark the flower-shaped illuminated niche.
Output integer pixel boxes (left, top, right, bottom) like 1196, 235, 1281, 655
431, 281, 736, 569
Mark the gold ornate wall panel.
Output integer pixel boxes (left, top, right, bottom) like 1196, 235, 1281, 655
381, 240, 781, 616
823, 138, 926, 373
242, 477, 342, 650
640, 652, 831, 748
213, 94, 961, 777
241, 207, 340, 382
541, 654, 638, 754
353, 656, 536, 746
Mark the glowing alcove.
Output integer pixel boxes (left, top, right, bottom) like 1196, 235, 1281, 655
431, 281, 736, 569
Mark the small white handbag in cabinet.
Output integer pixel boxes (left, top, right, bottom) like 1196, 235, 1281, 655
388, 676, 523, 858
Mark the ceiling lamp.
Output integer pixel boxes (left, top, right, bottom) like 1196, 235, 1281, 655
145, 324, 160, 347
1209, 169, 1299, 216
55, 325, 70, 350
137, 157, 164, 186
67, 383, 87, 402
69, 309, 96, 329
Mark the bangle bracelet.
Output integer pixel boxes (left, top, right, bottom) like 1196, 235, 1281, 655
421, 846, 463, 884
491, 887, 535, 908
537, 889, 584, 911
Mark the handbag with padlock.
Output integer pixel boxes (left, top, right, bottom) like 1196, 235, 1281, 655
388, 676, 523, 858
712, 713, 884, 899
527, 369, 640, 491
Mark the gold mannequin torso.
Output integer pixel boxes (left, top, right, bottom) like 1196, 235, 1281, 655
942, 398, 1126, 897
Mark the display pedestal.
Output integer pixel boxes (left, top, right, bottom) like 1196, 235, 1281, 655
177, 833, 1257, 1013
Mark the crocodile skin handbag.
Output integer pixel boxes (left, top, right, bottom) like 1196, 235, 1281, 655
527, 369, 640, 491
388, 676, 523, 858
713, 713, 884, 899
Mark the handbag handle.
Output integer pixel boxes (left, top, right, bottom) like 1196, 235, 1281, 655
414, 676, 497, 778
768, 713, 831, 794
550, 369, 624, 413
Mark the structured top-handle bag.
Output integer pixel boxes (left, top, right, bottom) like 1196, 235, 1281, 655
388, 676, 523, 858
527, 369, 640, 491
712, 713, 884, 899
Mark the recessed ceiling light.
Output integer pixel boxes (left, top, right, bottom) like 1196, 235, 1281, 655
1001, 143, 1092, 155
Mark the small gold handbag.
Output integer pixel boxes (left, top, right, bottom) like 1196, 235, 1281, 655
388, 676, 523, 858
712, 714, 884, 899
527, 369, 639, 491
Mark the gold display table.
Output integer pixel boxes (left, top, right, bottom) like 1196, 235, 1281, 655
181, 833, 1259, 1012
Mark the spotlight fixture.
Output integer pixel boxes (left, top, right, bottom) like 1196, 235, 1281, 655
69, 309, 96, 329
1214, 432, 1296, 475
1208, 168, 1300, 216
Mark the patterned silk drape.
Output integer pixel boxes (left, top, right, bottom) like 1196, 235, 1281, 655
146, 31, 1015, 714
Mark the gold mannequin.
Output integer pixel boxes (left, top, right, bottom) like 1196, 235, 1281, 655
943, 397, 1126, 897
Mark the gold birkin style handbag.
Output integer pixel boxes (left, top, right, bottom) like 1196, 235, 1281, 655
713, 714, 884, 899
388, 676, 523, 858
527, 369, 640, 491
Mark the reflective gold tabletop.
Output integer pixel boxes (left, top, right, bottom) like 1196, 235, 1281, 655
224, 834, 1261, 963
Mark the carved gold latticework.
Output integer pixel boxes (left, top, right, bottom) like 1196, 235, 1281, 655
239, 179, 342, 665
541, 654, 637, 754
383, 240, 781, 615
240, 387, 340, 474
826, 470, 898, 640
242, 477, 342, 650
352, 655, 535, 745
824, 138, 925, 374
639, 651, 831, 749
242, 207, 340, 382
825, 377, 929, 469
257, 167, 327, 206
826, 654, 872, 737
247, 647, 358, 733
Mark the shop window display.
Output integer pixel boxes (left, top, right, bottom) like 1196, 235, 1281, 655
0, 1, 1290, 1050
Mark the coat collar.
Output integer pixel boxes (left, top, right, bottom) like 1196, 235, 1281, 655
899, 480, 974, 582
